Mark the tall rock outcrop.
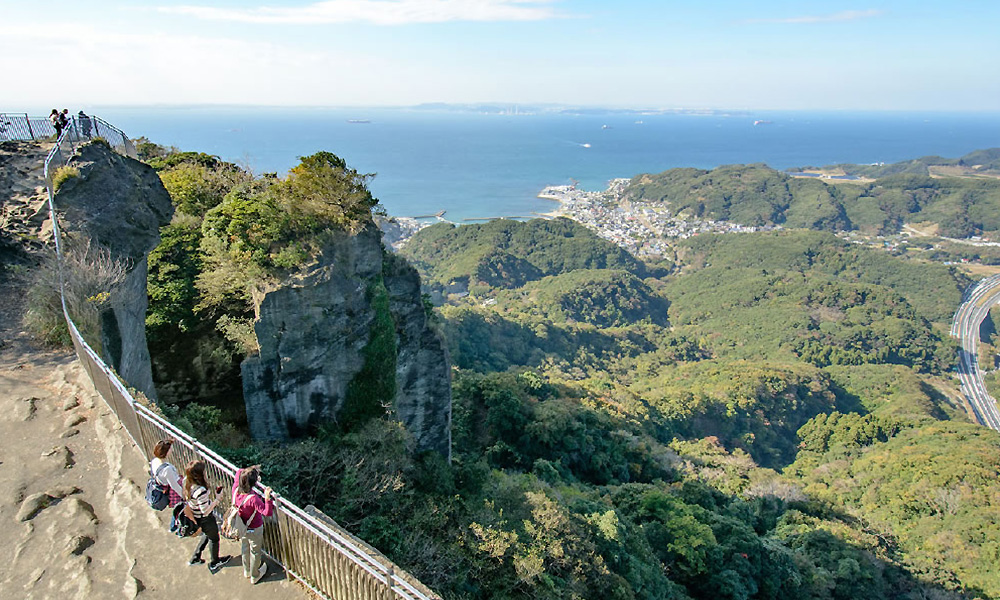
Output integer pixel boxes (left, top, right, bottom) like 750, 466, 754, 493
242, 222, 451, 457
383, 252, 452, 457
53, 141, 173, 401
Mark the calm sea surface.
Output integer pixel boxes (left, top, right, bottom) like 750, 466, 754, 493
95, 107, 1000, 222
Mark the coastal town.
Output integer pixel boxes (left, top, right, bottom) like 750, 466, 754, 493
380, 179, 997, 273
380, 180, 777, 257
537, 179, 779, 257
539, 181, 999, 268
376, 214, 431, 251
380, 178, 780, 256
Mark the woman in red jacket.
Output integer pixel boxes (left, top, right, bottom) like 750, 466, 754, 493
232, 465, 275, 584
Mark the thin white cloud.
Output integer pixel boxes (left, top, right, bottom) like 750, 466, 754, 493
746, 9, 884, 25
158, 0, 564, 25
0, 22, 399, 106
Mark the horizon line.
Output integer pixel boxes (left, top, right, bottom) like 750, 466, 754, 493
18, 103, 1000, 114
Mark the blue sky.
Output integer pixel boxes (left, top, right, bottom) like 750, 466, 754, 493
2, 0, 998, 110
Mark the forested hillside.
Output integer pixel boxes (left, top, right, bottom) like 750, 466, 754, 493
397, 218, 1000, 599
626, 151, 1000, 237
139, 140, 1000, 600
402, 217, 649, 293
815, 147, 1000, 178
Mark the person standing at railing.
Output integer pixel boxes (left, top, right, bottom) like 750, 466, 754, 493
150, 439, 185, 509
184, 460, 232, 573
78, 111, 92, 139
60, 109, 71, 139
49, 109, 62, 138
232, 465, 276, 584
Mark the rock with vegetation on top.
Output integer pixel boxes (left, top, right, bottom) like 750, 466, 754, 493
53, 140, 174, 400
242, 222, 452, 456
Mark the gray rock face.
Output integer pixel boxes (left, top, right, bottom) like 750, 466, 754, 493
243, 224, 382, 439
384, 254, 452, 458
54, 141, 173, 401
243, 223, 452, 456
57, 143, 172, 263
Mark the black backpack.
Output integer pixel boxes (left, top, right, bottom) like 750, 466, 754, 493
145, 463, 170, 510
171, 502, 200, 537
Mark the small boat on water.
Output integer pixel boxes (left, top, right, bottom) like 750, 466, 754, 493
347, 119, 371, 124
753, 120, 772, 126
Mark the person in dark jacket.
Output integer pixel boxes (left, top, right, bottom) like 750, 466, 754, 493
78, 111, 92, 139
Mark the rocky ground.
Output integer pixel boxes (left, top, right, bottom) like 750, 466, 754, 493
0, 140, 308, 599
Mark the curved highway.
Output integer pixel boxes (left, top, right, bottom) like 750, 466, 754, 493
951, 274, 1000, 430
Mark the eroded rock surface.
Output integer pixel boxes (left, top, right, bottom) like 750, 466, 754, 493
243, 222, 452, 456
52, 141, 173, 401
384, 253, 452, 457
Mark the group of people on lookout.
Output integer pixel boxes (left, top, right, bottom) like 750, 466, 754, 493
149, 439, 276, 584
48, 108, 92, 139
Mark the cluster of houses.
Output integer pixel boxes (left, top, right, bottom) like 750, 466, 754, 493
540, 180, 778, 257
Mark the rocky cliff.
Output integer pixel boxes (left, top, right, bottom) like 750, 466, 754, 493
243, 222, 451, 457
53, 141, 173, 400
383, 252, 452, 457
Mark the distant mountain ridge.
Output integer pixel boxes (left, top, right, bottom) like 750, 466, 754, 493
808, 147, 1000, 178
625, 148, 1000, 237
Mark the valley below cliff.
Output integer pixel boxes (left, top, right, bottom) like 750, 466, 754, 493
9, 135, 1000, 600
141, 141, 1000, 600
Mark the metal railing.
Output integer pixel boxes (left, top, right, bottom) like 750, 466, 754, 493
4, 112, 136, 160
32, 117, 439, 600
1, 112, 53, 141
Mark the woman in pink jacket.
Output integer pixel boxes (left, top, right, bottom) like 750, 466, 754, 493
232, 465, 275, 584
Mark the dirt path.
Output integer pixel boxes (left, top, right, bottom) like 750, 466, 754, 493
0, 140, 309, 600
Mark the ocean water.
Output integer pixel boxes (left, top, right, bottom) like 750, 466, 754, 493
95, 107, 1000, 222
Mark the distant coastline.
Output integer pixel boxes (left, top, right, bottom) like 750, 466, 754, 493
98, 107, 1000, 222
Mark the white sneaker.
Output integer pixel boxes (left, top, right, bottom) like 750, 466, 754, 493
252, 562, 267, 584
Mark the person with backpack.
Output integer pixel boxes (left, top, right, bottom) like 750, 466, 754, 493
149, 439, 184, 509
232, 465, 275, 584
184, 460, 232, 573
58, 109, 71, 138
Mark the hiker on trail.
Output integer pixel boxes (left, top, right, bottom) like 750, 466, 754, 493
78, 111, 92, 139
184, 460, 232, 573
150, 439, 185, 509
49, 109, 62, 138
232, 465, 276, 584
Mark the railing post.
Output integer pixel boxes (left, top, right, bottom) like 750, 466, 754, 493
25, 113, 34, 139
130, 391, 154, 458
